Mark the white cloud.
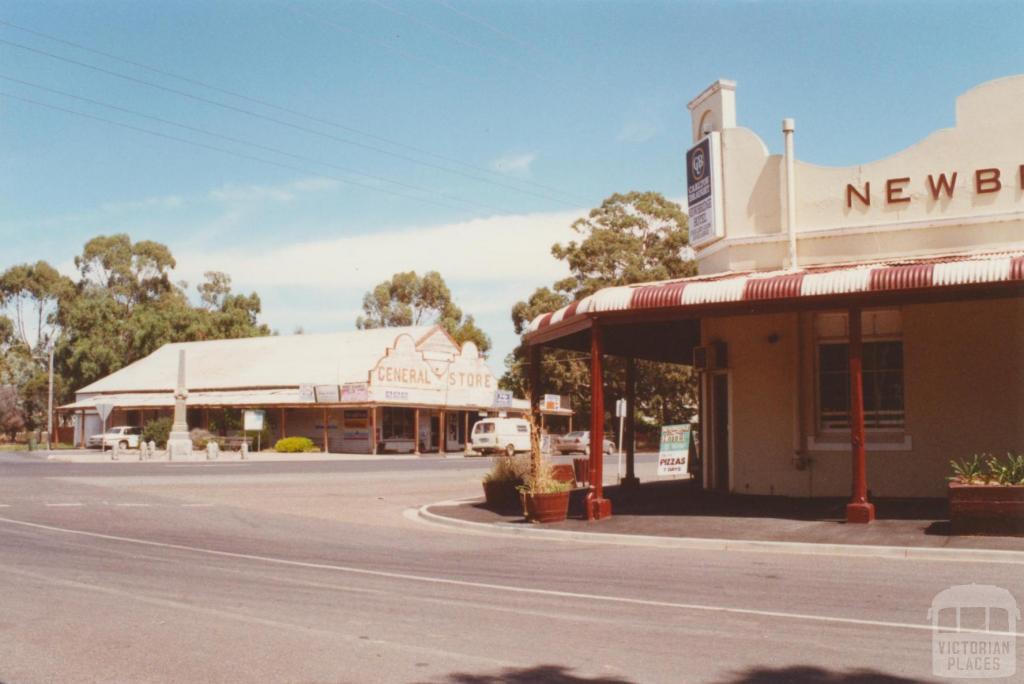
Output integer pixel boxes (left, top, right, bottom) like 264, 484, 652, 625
176, 207, 583, 291
617, 120, 659, 144
208, 177, 341, 203
490, 151, 537, 176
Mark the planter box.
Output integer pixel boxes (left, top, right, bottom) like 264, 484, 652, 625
521, 490, 570, 524
482, 480, 522, 513
948, 482, 1024, 536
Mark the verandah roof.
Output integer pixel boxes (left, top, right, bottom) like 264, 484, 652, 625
524, 250, 1024, 351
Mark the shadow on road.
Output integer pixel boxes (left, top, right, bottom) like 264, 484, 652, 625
713, 665, 927, 683
423, 664, 635, 683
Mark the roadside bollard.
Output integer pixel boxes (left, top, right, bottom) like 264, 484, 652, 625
240, 441, 248, 460
147, 441, 156, 461
111, 441, 120, 461
206, 441, 219, 461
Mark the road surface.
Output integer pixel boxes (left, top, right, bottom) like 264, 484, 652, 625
0, 452, 1019, 683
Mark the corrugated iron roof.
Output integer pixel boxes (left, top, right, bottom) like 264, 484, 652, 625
526, 251, 1024, 338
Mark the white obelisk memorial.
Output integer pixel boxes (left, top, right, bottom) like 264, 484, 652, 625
166, 349, 193, 459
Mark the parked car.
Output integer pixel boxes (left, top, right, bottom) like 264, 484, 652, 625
471, 417, 531, 456
87, 425, 143, 450
555, 430, 615, 455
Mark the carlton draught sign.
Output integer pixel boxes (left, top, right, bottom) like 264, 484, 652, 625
686, 133, 724, 248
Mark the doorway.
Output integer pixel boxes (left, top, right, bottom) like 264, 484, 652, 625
710, 372, 730, 492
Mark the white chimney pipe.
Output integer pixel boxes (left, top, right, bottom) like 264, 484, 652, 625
783, 118, 797, 269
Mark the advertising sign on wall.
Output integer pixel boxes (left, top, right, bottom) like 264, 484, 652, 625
342, 409, 370, 443
341, 382, 369, 403
315, 384, 340, 403
298, 384, 315, 403
686, 133, 724, 248
543, 394, 561, 411
657, 424, 691, 477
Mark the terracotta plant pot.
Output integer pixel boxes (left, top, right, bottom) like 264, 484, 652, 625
482, 480, 521, 512
948, 482, 1024, 536
521, 490, 570, 524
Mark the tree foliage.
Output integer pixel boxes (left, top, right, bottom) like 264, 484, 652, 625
356, 271, 491, 353
0, 234, 270, 430
502, 192, 698, 430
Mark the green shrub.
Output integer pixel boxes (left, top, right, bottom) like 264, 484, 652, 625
189, 428, 225, 450
950, 453, 1024, 485
142, 416, 173, 448
275, 436, 316, 453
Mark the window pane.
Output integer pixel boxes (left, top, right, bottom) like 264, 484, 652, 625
819, 344, 848, 372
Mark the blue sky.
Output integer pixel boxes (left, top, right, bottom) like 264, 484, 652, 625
2, 0, 1023, 374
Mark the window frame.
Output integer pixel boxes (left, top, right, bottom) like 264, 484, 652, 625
814, 336, 906, 433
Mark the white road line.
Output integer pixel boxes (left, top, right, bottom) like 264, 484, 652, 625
0, 504, 9, 508
114, 503, 151, 507
180, 503, 214, 508
43, 503, 83, 507
166, 463, 247, 468
2, 514, 1016, 638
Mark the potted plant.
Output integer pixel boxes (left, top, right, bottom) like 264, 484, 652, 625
948, 453, 1024, 536
481, 453, 530, 512
516, 405, 571, 523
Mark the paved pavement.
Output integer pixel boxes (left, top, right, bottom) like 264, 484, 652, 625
428, 476, 1024, 554
0, 450, 1021, 683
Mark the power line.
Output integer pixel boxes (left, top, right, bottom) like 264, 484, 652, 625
1, 36, 585, 209
0, 18, 589, 206
432, 0, 559, 68
0, 74, 509, 214
0, 91, 478, 213
269, 3, 590, 204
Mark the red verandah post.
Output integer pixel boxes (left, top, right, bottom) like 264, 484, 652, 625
846, 307, 875, 523
586, 321, 612, 520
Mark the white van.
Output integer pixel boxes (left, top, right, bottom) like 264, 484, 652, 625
471, 418, 531, 456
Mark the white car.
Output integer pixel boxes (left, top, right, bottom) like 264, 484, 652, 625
555, 431, 615, 455
471, 418, 531, 456
87, 425, 143, 450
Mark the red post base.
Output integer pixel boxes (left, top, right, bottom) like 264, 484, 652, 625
846, 502, 876, 524
586, 496, 612, 520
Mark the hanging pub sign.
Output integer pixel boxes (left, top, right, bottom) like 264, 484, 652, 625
657, 424, 691, 476
686, 133, 725, 248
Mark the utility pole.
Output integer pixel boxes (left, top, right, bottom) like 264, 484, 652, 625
46, 342, 54, 450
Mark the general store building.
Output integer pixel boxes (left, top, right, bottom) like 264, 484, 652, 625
63, 326, 563, 454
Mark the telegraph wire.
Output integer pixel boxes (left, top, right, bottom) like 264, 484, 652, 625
0, 75, 509, 214
432, 0, 557, 68
0, 91, 478, 213
0, 19, 589, 206
0, 38, 579, 208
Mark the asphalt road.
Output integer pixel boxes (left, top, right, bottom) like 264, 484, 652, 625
0, 451, 1021, 683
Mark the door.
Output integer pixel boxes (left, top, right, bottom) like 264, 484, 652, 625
710, 372, 730, 492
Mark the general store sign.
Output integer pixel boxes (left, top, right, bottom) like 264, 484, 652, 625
657, 424, 691, 477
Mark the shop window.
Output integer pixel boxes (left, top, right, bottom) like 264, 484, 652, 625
818, 340, 905, 430
381, 408, 414, 440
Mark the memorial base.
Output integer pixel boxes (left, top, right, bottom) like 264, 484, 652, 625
166, 432, 193, 460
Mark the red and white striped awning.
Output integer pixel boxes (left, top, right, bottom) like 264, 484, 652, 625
525, 250, 1024, 339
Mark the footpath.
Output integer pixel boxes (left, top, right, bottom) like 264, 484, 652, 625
421, 478, 1024, 562
43, 448, 436, 463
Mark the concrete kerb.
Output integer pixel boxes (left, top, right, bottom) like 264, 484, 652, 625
44, 450, 435, 464
416, 500, 1024, 565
